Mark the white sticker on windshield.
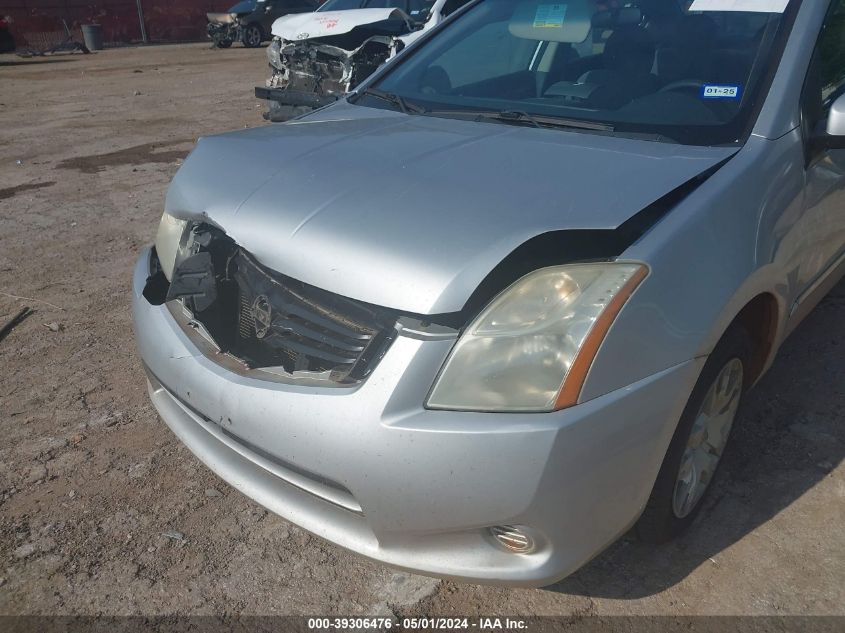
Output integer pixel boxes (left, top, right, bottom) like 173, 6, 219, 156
688, 0, 789, 12
534, 4, 568, 28
702, 84, 742, 99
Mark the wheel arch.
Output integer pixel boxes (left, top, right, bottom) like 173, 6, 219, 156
728, 292, 781, 386
690, 267, 788, 388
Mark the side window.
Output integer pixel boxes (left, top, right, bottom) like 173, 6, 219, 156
820, 1, 845, 104
803, 0, 845, 133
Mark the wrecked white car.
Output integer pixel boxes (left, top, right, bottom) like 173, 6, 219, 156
256, 0, 469, 121
207, 0, 319, 49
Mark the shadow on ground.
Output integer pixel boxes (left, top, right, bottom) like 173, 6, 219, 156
0, 57, 81, 67
55, 141, 192, 174
546, 278, 845, 599
0, 181, 55, 201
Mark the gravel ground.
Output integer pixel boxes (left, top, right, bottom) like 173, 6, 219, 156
0, 43, 843, 618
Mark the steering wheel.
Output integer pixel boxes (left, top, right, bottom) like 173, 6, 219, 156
659, 80, 707, 95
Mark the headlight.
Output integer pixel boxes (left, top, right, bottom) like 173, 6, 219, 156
267, 38, 282, 69
426, 263, 648, 413
154, 212, 188, 281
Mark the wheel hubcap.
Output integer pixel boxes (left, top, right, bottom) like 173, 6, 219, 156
247, 28, 260, 45
672, 358, 743, 519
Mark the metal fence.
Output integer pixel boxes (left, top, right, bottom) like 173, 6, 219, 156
0, 0, 233, 48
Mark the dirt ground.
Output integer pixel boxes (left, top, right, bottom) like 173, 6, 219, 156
0, 43, 843, 619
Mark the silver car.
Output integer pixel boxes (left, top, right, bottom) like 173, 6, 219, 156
133, 0, 845, 586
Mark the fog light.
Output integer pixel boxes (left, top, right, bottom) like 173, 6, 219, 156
489, 525, 536, 554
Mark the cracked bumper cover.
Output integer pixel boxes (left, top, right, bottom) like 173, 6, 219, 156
132, 247, 701, 586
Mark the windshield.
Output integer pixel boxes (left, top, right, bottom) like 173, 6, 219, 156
409, 1, 439, 22
228, 0, 257, 13
362, 0, 797, 145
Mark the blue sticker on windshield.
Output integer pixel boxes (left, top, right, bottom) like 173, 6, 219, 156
534, 4, 568, 28
701, 84, 742, 99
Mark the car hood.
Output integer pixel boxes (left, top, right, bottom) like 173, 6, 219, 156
271, 9, 407, 40
166, 103, 737, 314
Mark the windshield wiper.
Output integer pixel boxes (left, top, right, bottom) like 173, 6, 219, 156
356, 88, 426, 115
424, 109, 615, 132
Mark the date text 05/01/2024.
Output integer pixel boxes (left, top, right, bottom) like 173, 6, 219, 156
307, 617, 529, 630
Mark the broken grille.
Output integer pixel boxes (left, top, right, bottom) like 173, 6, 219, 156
228, 249, 397, 384
157, 223, 398, 385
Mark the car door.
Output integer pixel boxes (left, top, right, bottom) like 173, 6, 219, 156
255, 0, 277, 30
790, 0, 845, 327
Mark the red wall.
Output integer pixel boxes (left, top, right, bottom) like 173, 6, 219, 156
0, 0, 233, 48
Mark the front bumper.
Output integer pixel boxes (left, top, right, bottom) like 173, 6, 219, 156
132, 248, 702, 586
207, 21, 239, 43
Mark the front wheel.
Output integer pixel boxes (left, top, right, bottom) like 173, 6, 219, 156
636, 324, 752, 543
242, 24, 263, 48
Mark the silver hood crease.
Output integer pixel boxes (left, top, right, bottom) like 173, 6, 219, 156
166, 102, 738, 314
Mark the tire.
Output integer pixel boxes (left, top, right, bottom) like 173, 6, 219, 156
636, 324, 753, 544
242, 24, 263, 48
215, 39, 233, 49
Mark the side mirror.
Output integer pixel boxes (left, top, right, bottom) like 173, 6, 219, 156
827, 92, 845, 137
812, 93, 845, 152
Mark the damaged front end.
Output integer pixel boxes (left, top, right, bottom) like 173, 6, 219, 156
144, 222, 399, 386
207, 12, 240, 48
257, 27, 405, 122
